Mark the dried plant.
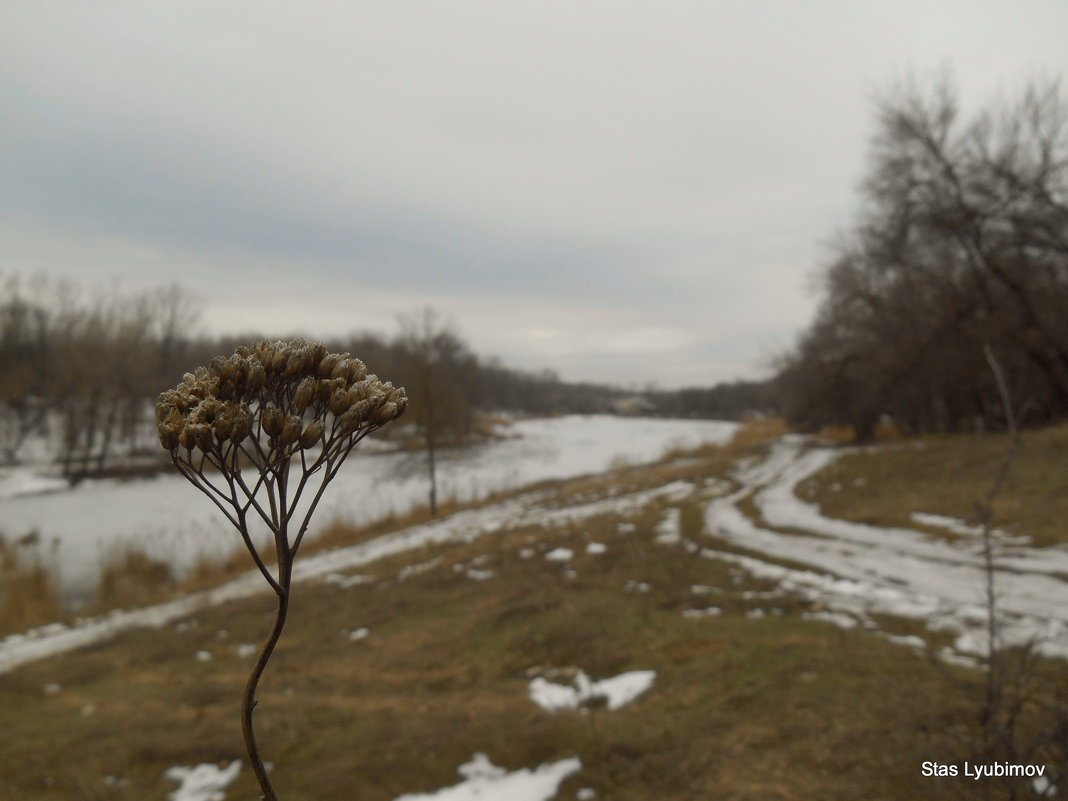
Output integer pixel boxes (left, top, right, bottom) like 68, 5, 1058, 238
157, 338, 406, 800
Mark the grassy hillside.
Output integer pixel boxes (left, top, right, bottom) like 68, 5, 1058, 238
804, 424, 1068, 547
2, 420, 1065, 800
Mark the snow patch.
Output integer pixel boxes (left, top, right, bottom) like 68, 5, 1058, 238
398, 557, 443, 581
802, 610, 859, 629
164, 761, 240, 801
544, 548, 573, 563
529, 669, 656, 711
682, 607, 722, 619
392, 753, 581, 801
653, 508, 681, 545
323, 572, 376, 589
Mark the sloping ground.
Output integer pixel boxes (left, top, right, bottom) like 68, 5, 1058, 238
1, 429, 1061, 800
705, 435, 1068, 661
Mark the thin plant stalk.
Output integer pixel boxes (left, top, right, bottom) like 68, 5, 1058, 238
158, 339, 406, 799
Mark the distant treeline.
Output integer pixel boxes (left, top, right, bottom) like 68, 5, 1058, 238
772, 78, 1068, 439
0, 276, 761, 474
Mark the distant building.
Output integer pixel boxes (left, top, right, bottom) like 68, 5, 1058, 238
612, 396, 655, 416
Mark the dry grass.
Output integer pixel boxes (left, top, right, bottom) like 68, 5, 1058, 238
0, 538, 64, 637
805, 423, 1068, 546
8, 416, 1064, 798
815, 420, 906, 445
93, 550, 177, 612
0, 444, 1011, 801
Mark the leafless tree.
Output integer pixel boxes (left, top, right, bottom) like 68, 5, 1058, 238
776, 76, 1068, 438
394, 308, 477, 515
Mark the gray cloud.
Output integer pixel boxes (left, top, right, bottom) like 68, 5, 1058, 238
2, 1, 1067, 386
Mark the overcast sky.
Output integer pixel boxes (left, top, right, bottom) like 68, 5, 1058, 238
2, 2, 1067, 388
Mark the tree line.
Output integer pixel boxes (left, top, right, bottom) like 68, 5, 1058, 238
0, 275, 759, 476
773, 78, 1068, 439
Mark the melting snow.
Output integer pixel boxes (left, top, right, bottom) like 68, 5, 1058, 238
702, 437, 1068, 660
653, 508, 681, 545
529, 669, 656, 711
585, 542, 607, 555
544, 548, 573, 562
910, 512, 1028, 545
682, 607, 722, 619
802, 610, 860, 629
323, 572, 376, 589
164, 761, 240, 801
392, 753, 581, 801
1033, 773, 1055, 797
398, 557, 443, 581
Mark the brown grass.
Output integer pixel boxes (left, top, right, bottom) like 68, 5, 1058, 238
93, 549, 177, 612
815, 420, 906, 445
806, 423, 1068, 546
0, 448, 1015, 801
0, 538, 64, 637
0, 525, 972, 800
8, 415, 1065, 798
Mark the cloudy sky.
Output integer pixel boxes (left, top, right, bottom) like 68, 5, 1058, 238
2, 2, 1067, 388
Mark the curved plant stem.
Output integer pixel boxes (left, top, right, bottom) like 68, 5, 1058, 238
242, 574, 291, 801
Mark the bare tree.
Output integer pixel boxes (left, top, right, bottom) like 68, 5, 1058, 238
394, 308, 477, 515
776, 76, 1068, 438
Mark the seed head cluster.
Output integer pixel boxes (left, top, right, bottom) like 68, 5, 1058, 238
156, 339, 407, 463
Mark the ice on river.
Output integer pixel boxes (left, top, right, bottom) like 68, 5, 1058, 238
0, 415, 737, 603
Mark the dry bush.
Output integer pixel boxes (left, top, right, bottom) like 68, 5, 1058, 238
94, 548, 176, 611
0, 537, 64, 636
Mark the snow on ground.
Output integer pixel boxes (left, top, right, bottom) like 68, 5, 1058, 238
653, 508, 681, 545
703, 437, 1068, 660
529, 670, 656, 711
544, 547, 573, 562
0, 416, 737, 602
682, 607, 722, 619
392, 753, 581, 801
322, 572, 376, 589
345, 627, 370, 642
0, 474, 705, 674
0, 467, 68, 501
910, 512, 1030, 545
164, 761, 240, 801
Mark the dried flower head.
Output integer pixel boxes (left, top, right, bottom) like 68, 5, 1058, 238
156, 338, 406, 469
155, 339, 406, 801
